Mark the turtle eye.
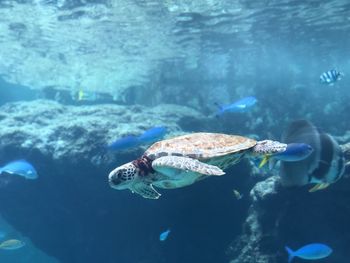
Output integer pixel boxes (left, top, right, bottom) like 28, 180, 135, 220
110, 174, 121, 186
108, 162, 137, 190
109, 169, 125, 186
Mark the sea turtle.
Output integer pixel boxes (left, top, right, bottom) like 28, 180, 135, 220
108, 132, 287, 199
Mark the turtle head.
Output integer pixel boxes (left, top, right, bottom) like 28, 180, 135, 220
108, 162, 138, 190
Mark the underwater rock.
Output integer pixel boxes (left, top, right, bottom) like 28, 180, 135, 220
341, 142, 350, 160
249, 176, 281, 203
340, 143, 350, 176
0, 100, 211, 263
228, 154, 350, 263
0, 100, 207, 166
334, 131, 350, 145
227, 176, 283, 263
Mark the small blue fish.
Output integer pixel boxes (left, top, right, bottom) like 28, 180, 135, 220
107, 135, 140, 151
273, 143, 313, 162
0, 160, 38, 179
138, 127, 167, 143
159, 229, 171, 241
259, 143, 313, 168
216, 96, 257, 116
320, 69, 343, 85
285, 243, 332, 263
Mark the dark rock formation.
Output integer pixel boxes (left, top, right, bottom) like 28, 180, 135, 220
228, 150, 350, 263
227, 176, 284, 263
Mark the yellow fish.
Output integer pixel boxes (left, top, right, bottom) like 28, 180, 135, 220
77, 90, 98, 101
0, 239, 25, 250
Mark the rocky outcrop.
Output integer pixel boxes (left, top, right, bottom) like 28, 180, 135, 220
227, 176, 284, 263
228, 154, 350, 263
0, 100, 208, 166
0, 100, 212, 263
341, 143, 350, 177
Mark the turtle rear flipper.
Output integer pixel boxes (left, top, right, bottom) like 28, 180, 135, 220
152, 156, 225, 176
131, 182, 161, 199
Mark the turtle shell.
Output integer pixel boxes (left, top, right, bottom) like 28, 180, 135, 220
145, 132, 257, 161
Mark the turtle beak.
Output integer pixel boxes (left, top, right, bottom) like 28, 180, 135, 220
108, 169, 123, 189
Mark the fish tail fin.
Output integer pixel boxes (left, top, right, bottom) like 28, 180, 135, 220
134, 136, 143, 144
214, 102, 224, 115
258, 155, 270, 168
285, 246, 295, 263
214, 102, 222, 109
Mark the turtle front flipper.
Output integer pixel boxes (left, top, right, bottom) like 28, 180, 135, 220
131, 182, 161, 199
152, 156, 225, 176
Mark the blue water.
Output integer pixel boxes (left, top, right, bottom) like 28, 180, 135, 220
0, 1, 349, 262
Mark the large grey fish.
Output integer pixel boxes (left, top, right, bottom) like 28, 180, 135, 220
280, 120, 345, 191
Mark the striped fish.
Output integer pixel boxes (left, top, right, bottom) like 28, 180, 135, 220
279, 120, 345, 192
320, 69, 343, 85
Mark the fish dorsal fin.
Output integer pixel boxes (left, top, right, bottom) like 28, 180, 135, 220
282, 120, 315, 143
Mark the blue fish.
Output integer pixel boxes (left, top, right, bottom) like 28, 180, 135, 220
320, 69, 343, 85
259, 143, 313, 168
285, 243, 332, 263
0, 160, 38, 180
274, 143, 313, 162
138, 127, 167, 143
107, 135, 140, 151
159, 229, 171, 241
216, 96, 257, 116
